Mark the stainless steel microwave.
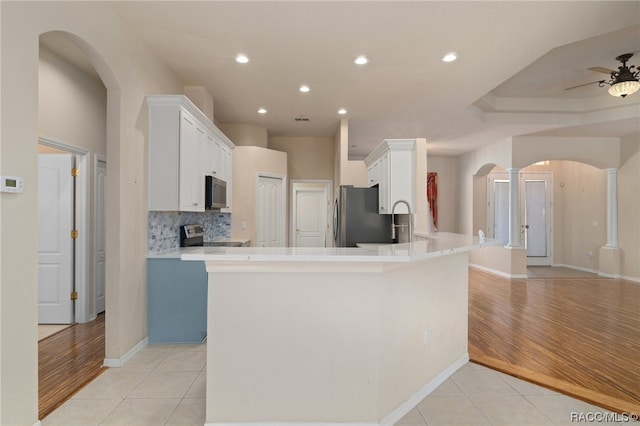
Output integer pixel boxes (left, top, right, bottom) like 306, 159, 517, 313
205, 175, 227, 209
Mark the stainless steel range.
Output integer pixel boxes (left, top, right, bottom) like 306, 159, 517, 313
180, 224, 204, 247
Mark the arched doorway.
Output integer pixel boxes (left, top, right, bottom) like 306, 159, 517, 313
37, 30, 117, 419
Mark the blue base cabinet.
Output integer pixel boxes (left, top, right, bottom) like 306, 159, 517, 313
147, 259, 207, 343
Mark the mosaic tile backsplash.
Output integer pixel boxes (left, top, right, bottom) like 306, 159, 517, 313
148, 211, 231, 253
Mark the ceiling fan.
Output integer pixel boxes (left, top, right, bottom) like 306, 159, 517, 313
565, 53, 640, 98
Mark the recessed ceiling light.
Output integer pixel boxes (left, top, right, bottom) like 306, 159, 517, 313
338, 108, 348, 115
257, 108, 267, 114
236, 54, 249, 64
354, 55, 369, 65
442, 52, 457, 63
299, 85, 310, 93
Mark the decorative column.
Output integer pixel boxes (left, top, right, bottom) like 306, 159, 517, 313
599, 167, 621, 277
507, 168, 522, 247
605, 168, 619, 248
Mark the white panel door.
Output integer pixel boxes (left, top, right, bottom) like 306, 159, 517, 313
257, 176, 284, 247
522, 174, 552, 266
95, 158, 107, 314
38, 154, 74, 324
293, 188, 328, 247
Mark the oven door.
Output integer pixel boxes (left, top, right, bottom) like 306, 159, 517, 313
206, 175, 227, 209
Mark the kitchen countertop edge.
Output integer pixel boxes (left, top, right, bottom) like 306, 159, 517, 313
178, 233, 499, 263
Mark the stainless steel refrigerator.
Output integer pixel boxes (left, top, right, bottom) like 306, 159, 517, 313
333, 186, 393, 247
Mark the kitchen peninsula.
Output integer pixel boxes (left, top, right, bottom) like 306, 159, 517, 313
182, 233, 494, 425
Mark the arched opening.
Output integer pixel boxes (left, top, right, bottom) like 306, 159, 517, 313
37, 30, 120, 419
473, 159, 608, 277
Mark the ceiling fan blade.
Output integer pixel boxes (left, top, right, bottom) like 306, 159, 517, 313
564, 80, 604, 91
588, 66, 615, 74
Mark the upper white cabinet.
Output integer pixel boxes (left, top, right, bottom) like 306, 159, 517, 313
179, 110, 205, 211
364, 139, 415, 214
147, 95, 235, 212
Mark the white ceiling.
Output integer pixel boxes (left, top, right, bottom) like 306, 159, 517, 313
42, 1, 640, 159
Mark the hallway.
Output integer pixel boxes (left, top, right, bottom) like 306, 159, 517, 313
39, 313, 106, 419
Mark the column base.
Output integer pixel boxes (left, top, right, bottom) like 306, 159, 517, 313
598, 246, 621, 278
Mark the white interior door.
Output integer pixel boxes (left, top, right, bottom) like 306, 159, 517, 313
292, 186, 328, 247
257, 175, 284, 247
38, 154, 74, 324
522, 174, 552, 266
95, 157, 107, 314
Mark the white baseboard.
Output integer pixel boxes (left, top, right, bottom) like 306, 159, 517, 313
551, 263, 599, 275
103, 337, 148, 367
379, 353, 469, 426
469, 263, 527, 279
207, 423, 377, 426
621, 274, 640, 284
204, 354, 469, 426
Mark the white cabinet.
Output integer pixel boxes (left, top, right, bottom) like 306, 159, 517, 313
364, 139, 415, 214
204, 132, 220, 178
179, 110, 205, 211
147, 95, 235, 212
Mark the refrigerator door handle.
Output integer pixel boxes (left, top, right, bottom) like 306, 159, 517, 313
333, 198, 339, 244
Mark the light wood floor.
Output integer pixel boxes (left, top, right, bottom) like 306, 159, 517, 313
469, 267, 640, 414
38, 324, 73, 342
38, 313, 106, 420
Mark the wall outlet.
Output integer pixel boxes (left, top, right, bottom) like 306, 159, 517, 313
241, 221, 247, 229
423, 328, 430, 344
587, 251, 593, 259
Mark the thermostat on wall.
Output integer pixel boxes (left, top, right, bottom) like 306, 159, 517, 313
0, 176, 24, 193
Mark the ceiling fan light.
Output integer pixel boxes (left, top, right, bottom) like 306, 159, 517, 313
608, 80, 640, 98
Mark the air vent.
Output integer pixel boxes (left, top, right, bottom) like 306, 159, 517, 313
294, 116, 311, 122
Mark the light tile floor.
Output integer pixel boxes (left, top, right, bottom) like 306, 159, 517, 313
42, 344, 629, 426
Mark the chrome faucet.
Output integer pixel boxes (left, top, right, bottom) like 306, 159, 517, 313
391, 199, 412, 242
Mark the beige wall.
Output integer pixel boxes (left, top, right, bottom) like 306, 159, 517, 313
618, 133, 639, 280
39, 46, 107, 155
427, 156, 459, 233
218, 122, 269, 147
513, 136, 621, 169
334, 118, 367, 188
1, 3, 183, 424
184, 85, 214, 123
269, 136, 334, 181
230, 146, 287, 245
555, 161, 607, 270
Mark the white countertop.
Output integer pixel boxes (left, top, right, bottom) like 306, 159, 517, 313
179, 233, 498, 263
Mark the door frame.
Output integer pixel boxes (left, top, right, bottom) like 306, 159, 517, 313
256, 173, 287, 247
289, 180, 333, 247
93, 154, 107, 318
38, 137, 91, 323
521, 172, 553, 266
487, 171, 553, 266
